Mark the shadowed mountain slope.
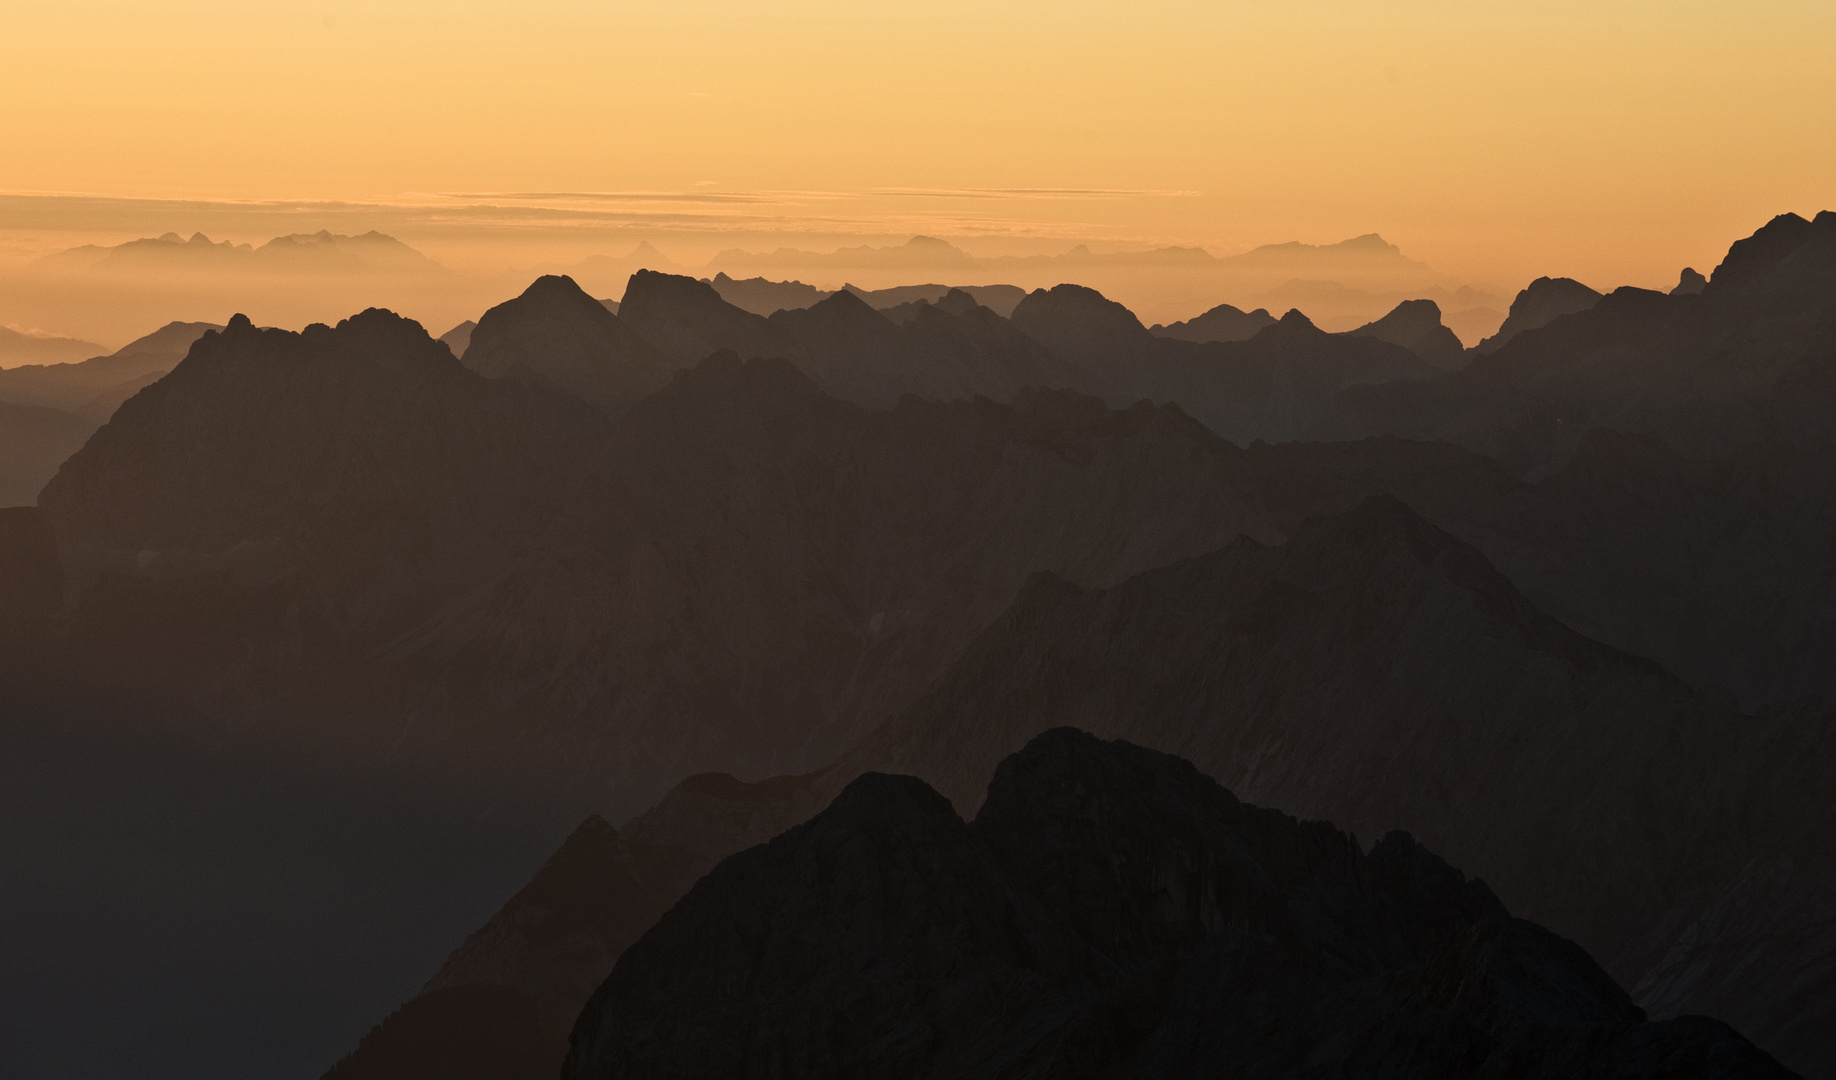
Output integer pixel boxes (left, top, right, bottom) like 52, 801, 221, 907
844, 496, 1835, 1075
0, 401, 93, 507
460, 275, 671, 414
565, 730, 1793, 1079
320, 817, 700, 1080
318, 765, 836, 1080
0, 320, 220, 420
34, 326, 1283, 812
615, 269, 802, 369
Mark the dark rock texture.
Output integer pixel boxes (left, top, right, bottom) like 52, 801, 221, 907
845, 496, 1836, 1075
565, 730, 1793, 1079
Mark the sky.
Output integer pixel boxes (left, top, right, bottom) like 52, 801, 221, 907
2, 0, 1833, 337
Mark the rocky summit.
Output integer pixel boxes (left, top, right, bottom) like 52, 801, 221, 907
563, 729, 1794, 1079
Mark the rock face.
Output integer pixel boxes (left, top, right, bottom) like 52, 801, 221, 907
564, 730, 1793, 1080
1473, 275, 1604, 354
461, 275, 671, 414
1345, 297, 1468, 368
846, 496, 1836, 1075
1148, 301, 1277, 343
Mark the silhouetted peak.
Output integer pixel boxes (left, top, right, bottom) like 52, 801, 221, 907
519, 273, 598, 303
1251, 308, 1324, 343
1708, 212, 1814, 290
225, 313, 254, 332
1009, 283, 1149, 362
1475, 276, 1602, 354
329, 309, 450, 368
805, 286, 886, 322
824, 771, 962, 829
623, 268, 726, 306
1671, 267, 1707, 295
1705, 209, 1836, 308
934, 288, 980, 316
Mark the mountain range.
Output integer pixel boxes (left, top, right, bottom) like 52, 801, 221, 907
31, 230, 443, 276
3, 210, 1833, 1079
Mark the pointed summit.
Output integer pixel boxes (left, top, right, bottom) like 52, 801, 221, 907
1346, 298, 1466, 368
463, 274, 670, 413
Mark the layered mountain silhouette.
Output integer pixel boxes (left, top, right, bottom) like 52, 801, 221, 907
564, 730, 1793, 1079
0, 325, 104, 367
1147, 300, 1277, 342
11, 209, 1836, 1080
1346, 297, 1468, 367
315, 491, 1833, 1078
32, 230, 441, 275
1472, 275, 1603, 355
0, 320, 220, 504
840, 496, 1835, 1072
1329, 212, 1836, 474
460, 275, 671, 414
320, 767, 835, 1080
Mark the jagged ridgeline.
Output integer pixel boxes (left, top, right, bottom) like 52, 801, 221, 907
562, 730, 1792, 1079
4, 211, 1835, 1080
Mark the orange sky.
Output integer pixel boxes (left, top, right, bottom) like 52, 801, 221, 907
4, 0, 1834, 317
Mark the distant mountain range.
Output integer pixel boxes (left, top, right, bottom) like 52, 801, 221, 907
0, 320, 219, 504
0, 325, 106, 368
706, 231, 1435, 277
30, 230, 443, 275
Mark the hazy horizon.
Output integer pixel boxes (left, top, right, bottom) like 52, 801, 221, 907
6, 1, 1832, 344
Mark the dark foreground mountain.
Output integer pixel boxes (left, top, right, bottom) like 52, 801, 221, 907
564, 729, 1793, 1079
846, 496, 1836, 1075
331, 494, 1833, 1079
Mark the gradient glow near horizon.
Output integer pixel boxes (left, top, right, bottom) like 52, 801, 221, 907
4, 0, 1834, 287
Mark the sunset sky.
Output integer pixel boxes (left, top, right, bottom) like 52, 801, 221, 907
4, 0, 1833, 321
